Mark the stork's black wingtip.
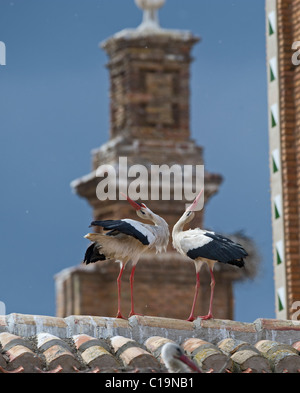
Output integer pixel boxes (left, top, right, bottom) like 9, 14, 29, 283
90, 221, 101, 227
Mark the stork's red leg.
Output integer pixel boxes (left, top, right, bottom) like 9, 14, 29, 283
128, 265, 143, 317
116, 264, 125, 319
186, 272, 200, 322
198, 268, 215, 320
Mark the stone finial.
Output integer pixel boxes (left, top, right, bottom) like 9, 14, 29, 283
135, 0, 166, 31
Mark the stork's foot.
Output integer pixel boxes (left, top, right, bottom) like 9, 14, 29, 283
128, 311, 143, 318
197, 313, 213, 320
116, 311, 126, 319
186, 315, 196, 322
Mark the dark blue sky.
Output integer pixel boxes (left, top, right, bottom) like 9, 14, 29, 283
0, 0, 272, 321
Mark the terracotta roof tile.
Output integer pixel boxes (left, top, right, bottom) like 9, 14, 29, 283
230, 349, 271, 373
0, 313, 299, 373
110, 336, 160, 370
292, 340, 300, 352
183, 338, 232, 372
144, 336, 173, 360
218, 337, 259, 355
0, 332, 42, 373
255, 340, 300, 373
36, 332, 81, 373
217, 338, 271, 373
73, 334, 119, 370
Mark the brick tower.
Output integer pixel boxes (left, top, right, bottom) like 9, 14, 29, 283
55, 0, 255, 320
266, 0, 300, 319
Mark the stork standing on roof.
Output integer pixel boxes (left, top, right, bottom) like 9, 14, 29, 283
172, 189, 248, 321
83, 193, 169, 319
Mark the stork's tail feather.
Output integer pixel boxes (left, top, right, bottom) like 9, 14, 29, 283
84, 233, 102, 242
83, 242, 106, 265
227, 258, 245, 268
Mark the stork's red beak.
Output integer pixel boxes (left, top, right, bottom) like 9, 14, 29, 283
179, 354, 202, 373
120, 192, 143, 211
186, 189, 204, 212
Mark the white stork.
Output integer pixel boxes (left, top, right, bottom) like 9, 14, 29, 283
172, 189, 248, 321
161, 343, 201, 373
83, 193, 169, 319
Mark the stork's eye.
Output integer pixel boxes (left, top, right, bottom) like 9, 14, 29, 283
186, 211, 192, 216
140, 210, 146, 215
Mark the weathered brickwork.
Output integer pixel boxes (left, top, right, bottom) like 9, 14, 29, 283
272, 0, 300, 318
102, 35, 198, 141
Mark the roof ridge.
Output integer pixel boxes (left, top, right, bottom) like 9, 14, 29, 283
0, 313, 299, 346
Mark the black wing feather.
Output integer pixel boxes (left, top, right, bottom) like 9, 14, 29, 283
83, 242, 106, 264
90, 220, 150, 246
187, 232, 247, 267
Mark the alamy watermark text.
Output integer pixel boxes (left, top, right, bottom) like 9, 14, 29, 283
95, 157, 204, 210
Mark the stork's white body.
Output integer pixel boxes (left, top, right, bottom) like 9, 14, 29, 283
173, 228, 217, 271
84, 199, 169, 319
86, 218, 168, 265
172, 189, 247, 321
